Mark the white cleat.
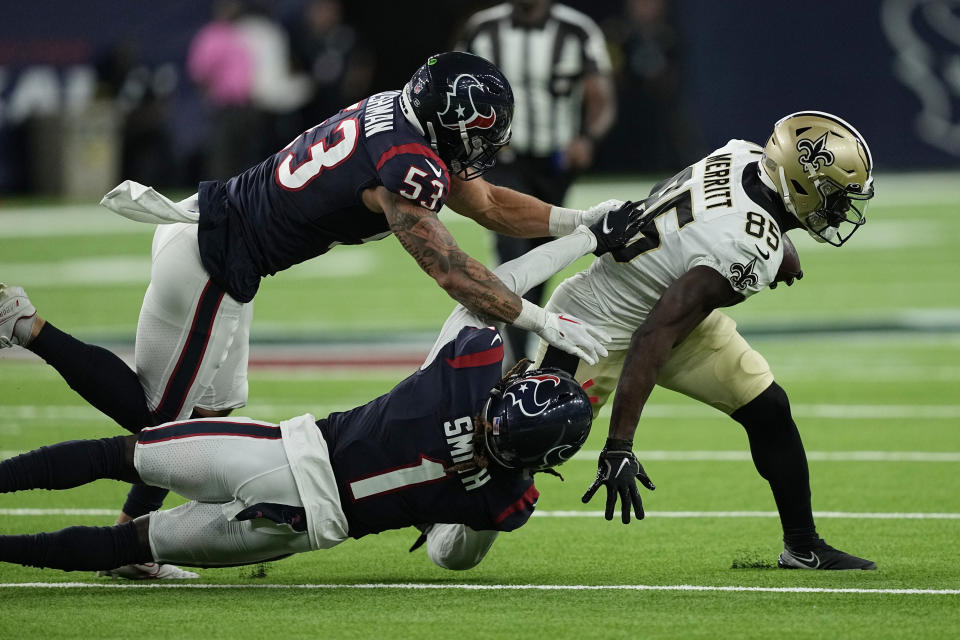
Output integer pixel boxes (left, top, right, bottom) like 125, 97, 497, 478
98, 562, 200, 580
0, 283, 37, 348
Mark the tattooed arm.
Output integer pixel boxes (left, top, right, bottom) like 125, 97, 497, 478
365, 186, 523, 323
363, 186, 609, 364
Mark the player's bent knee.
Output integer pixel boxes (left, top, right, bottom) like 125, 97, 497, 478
426, 524, 498, 571
750, 382, 790, 414
732, 381, 793, 426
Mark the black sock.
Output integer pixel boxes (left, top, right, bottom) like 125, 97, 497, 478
731, 383, 818, 548
0, 436, 133, 492
122, 484, 170, 518
28, 322, 154, 434
0, 520, 151, 571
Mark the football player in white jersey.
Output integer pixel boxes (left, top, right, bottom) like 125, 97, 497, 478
535, 111, 878, 570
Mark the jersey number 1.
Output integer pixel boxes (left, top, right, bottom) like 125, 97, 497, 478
349, 456, 447, 501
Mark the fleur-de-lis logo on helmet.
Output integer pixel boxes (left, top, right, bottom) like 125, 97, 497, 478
728, 258, 760, 290
437, 74, 497, 131
796, 132, 835, 174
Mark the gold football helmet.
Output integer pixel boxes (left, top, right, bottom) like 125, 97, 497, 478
760, 111, 874, 246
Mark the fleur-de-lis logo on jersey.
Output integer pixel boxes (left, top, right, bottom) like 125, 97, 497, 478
504, 374, 562, 417
796, 132, 835, 173
729, 257, 760, 290
438, 74, 497, 131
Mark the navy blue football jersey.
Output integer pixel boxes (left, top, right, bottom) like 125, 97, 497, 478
197, 90, 452, 302
316, 326, 538, 539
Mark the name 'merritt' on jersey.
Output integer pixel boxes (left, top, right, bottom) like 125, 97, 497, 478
364, 90, 399, 137
703, 152, 733, 209
444, 416, 490, 491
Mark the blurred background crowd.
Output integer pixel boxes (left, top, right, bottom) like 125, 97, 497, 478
0, 0, 958, 199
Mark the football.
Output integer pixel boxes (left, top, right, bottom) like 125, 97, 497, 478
772, 232, 803, 288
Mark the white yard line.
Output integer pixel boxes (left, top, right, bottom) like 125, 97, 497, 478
0, 582, 956, 595
573, 450, 960, 462
0, 251, 374, 287
0, 508, 117, 516
532, 511, 960, 520
4, 403, 960, 422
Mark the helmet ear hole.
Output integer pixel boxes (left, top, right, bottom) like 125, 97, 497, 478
790, 179, 808, 196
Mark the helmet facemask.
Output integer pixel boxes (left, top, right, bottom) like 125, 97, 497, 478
426, 119, 512, 180
794, 171, 873, 246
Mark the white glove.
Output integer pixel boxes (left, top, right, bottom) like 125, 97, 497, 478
512, 299, 610, 365
548, 199, 626, 236
579, 199, 627, 227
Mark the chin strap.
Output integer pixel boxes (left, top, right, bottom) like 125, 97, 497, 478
776, 166, 798, 216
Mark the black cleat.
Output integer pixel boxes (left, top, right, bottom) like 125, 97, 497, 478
777, 538, 877, 570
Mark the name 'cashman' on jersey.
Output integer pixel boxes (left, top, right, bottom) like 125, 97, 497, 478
363, 90, 397, 137
195, 90, 452, 304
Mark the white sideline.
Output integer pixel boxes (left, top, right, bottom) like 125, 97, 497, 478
0, 582, 956, 595
2, 508, 959, 519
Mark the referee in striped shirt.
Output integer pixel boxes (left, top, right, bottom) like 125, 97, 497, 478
457, 0, 616, 365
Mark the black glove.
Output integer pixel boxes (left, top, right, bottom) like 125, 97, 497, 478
769, 271, 803, 289
589, 200, 643, 256
581, 438, 656, 523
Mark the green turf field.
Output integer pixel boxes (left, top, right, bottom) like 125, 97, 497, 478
0, 173, 959, 638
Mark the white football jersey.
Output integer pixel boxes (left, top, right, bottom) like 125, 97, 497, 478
549, 139, 786, 349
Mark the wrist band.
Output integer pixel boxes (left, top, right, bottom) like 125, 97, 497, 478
548, 206, 582, 236
512, 299, 547, 332
605, 437, 633, 450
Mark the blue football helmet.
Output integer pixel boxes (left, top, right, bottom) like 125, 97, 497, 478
482, 367, 592, 471
399, 52, 513, 180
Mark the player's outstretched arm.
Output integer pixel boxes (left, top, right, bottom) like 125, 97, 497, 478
582, 266, 744, 523
423, 221, 638, 367
377, 189, 639, 366
446, 176, 624, 238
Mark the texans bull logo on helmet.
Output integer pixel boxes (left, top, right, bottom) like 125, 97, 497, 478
437, 74, 498, 131
500, 374, 563, 419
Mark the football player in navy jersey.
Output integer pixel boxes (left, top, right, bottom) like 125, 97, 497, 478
0, 52, 620, 578
0, 210, 640, 575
